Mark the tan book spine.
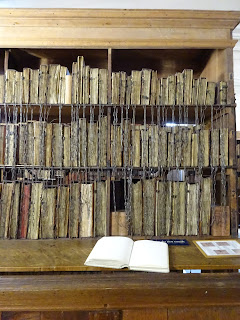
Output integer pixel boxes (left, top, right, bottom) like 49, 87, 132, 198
99, 68, 108, 105
155, 181, 166, 236
111, 211, 119, 236
82, 65, 90, 104
80, 183, 94, 237
45, 123, 52, 167
111, 72, 120, 105
0, 74, 5, 103
219, 81, 227, 105
5, 123, 17, 166
191, 79, 199, 105
65, 74, 72, 104
199, 129, 209, 167
0, 183, 14, 239
119, 71, 126, 105
69, 183, 80, 238
59, 66, 67, 104
186, 183, 199, 236
211, 206, 230, 236
15, 71, 23, 104
150, 70, 158, 105
57, 186, 69, 238
0, 124, 6, 164
111, 124, 122, 167
206, 82, 216, 105
77, 56, 84, 104
131, 180, 143, 236
211, 129, 219, 166
5, 69, 16, 104
94, 181, 107, 237
70, 121, 78, 167
160, 78, 168, 105
182, 126, 192, 167
47, 64, 60, 104
176, 72, 184, 105
118, 211, 128, 236
171, 182, 185, 235
126, 75, 131, 105
39, 65, 48, 104
30, 69, 39, 104
168, 74, 176, 106
167, 127, 175, 167
27, 183, 43, 240
166, 181, 172, 236
131, 124, 140, 167
141, 69, 151, 105
191, 131, 199, 167
22, 68, 30, 104
197, 78, 207, 105
9, 182, 20, 239
71, 62, 78, 104
87, 121, 98, 167
27, 121, 34, 165
123, 119, 131, 167
156, 79, 161, 105
131, 70, 141, 105
52, 123, 63, 167
159, 127, 167, 167
200, 177, 211, 235
90, 68, 98, 104
41, 188, 56, 239
79, 118, 87, 167
33, 121, 45, 166
183, 69, 193, 105
149, 124, 158, 167
175, 126, 183, 168
99, 115, 108, 167
143, 179, 155, 236
140, 125, 148, 167
63, 124, 70, 167
220, 128, 228, 166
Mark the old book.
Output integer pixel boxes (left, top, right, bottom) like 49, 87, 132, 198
149, 124, 159, 167
0, 183, 14, 239
71, 62, 78, 104
143, 179, 155, 236
183, 69, 193, 105
77, 56, 84, 104
123, 119, 131, 167
199, 129, 210, 167
65, 74, 72, 104
211, 206, 230, 236
197, 78, 207, 105
33, 121, 45, 166
0, 74, 4, 103
45, 123, 52, 167
182, 126, 192, 167
0, 124, 6, 164
69, 183, 80, 238
87, 121, 98, 166
155, 181, 166, 236
99, 115, 108, 167
175, 126, 183, 168
79, 118, 87, 167
131, 180, 143, 236
168, 74, 176, 106
94, 181, 107, 237
140, 125, 148, 167
131, 70, 141, 105
219, 81, 228, 105
206, 82, 216, 105
59, 66, 67, 104
171, 182, 185, 235
5, 123, 17, 166
220, 128, 228, 166
131, 124, 140, 167
166, 181, 172, 236
99, 68, 108, 105
167, 127, 175, 167
80, 183, 94, 237
119, 71, 126, 105
150, 70, 158, 105
111, 124, 122, 167
22, 68, 30, 104
5, 69, 16, 104
70, 121, 79, 167
112, 72, 120, 105
111, 211, 128, 236
15, 71, 23, 104
85, 236, 169, 273
176, 72, 184, 105
200, 177, 211, 235
211, 129, 219, 166
18, 122, 27, 165
63, 124, 71, 167
18, 184, 31, 239
156, 79, 161, 105
191, 129, 199, 167
27, 183, 43, 239
38, 65, 48, 104
29, 69, 39, 104
191, 79, 199, 105
141, 69, 151, 105
160, 78, 168, 105
82, 65, 90, 104
57, 186, 69, 238
41, 187, 56, 239
159, 127, 168, 167
47, 64, 60, 104
186, 183, 199, 236
9, 182, 20, 239
26, 121, 34, 165
52, 123, 63, 167
90, 68, 98, 104
126, 75, 131, 105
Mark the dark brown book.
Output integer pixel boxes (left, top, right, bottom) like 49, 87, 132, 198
18, 184, 31, 239
211, 206, 230, 236
0, 123, 6, 165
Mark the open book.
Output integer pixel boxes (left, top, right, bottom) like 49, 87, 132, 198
84, 236, 169, 273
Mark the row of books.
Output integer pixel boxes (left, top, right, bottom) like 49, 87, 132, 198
0, 55, 228, 105
0, 121, 229, 168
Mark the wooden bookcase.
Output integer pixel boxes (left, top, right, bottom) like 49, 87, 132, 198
0, 9, 239, 320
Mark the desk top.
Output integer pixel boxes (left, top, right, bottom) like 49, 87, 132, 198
0, 238, 239, 272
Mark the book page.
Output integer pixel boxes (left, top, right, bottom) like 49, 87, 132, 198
84, 236, 134, 269
129, 240, 169, 273
195, 240, 240, 257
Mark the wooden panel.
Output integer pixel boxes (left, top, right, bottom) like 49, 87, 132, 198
122, 309, 167, 320
2, 312, 41, 320
41, 312, 64, 320
168, 307, 240, 320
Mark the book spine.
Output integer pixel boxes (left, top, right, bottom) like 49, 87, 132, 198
186, 183, 199, 236
197, 78, 207, 105
90, 68, 99, 104
5, 123, 17, 166
99, 68, 108, 105
143, 179, 155, 236
5, 69, 16, 104
166, 181, 172, 236
140, 124, 148, 167
83, 65, 90, 105
30, 69, 39, 104
156, 79, 161, 105
52, 123, 63, 167
219, 81, 227, 105
176, 72, 184, 105
80, 183, 94, 237
9, 182, 20, 239
191, 130, 199, 167
182, 127, 192, 167
131, 70, 141, 105
131, 124, 140, 167
47, 65, 60, 104
191, 79, 199, 105
0, 183, 14, 239
131, 180, 143, 235
94, 181, 107, 237
155, 181, 166, 236
141, 69, 151, 105
0, 124, 6, 165
18, 184, 31, 239
149, 124, 158, 167
111, 72, 120, 105
161, 78, 168, 105
211, 129, 220, 166
39, 65, 48, 104
87, 121, 98, 167
65, 74, 72, 104
168, 74, 176, 105
159, 127, 167, 167
171, 182, 186, 235
77, 56, 84, 104
59, 66, 67, 104
63, 124, 71, 167
22, 68, 30, 104
41, 187, 56, 239
70, 121, 79, 167
123, 119, 130, 167
71, 62, 78, 104
79, 118, 87, 167
69, 183, 80, 238
175, 126, 183, 168
15, 71, 23, 104
211, 206, 230, 236
45, 123, 52, 167
206, 82, 216, 105
27, 183, 43, 239
150, 70, 158, 105
111, 211, 128, 236
183, 69, 193, 106
98, 115, 108, 167
57, 186, 69, 238
125, 75, 131, 105
0, 74, 5, 103
119, 71, 126, 105
200, 177, 211, 235
27, 121, 34, 165
220, 128, 228, 166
